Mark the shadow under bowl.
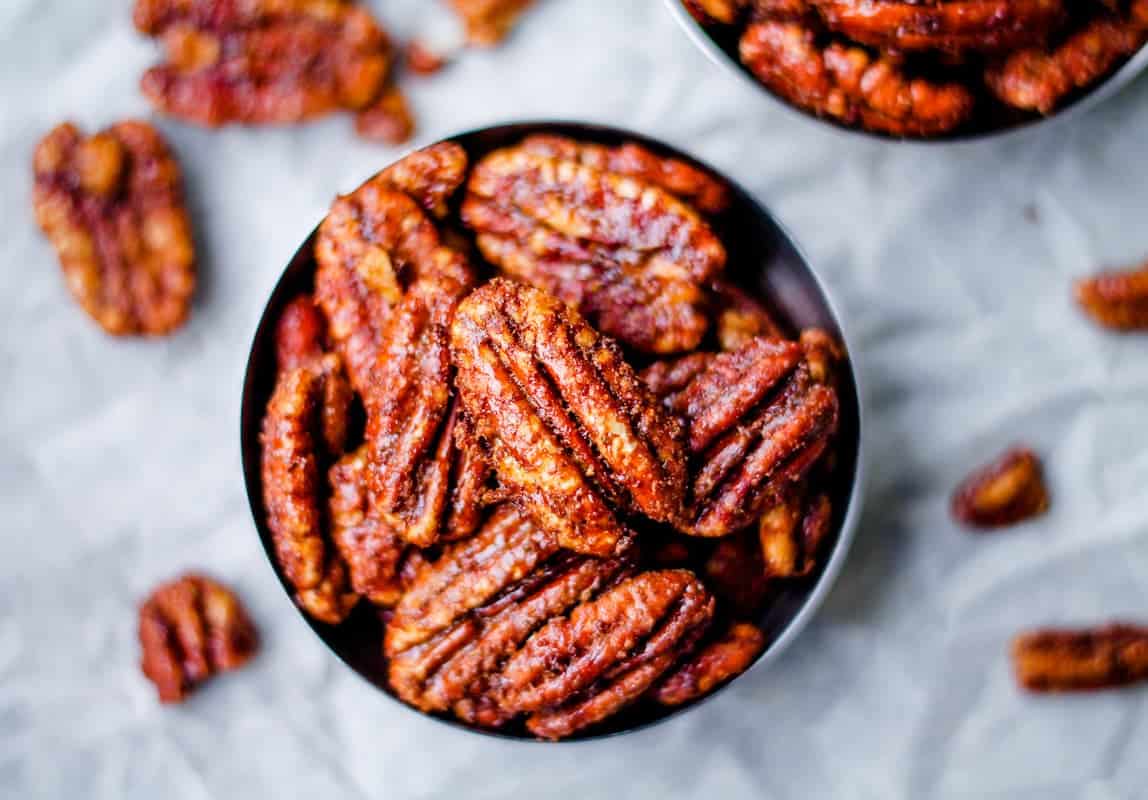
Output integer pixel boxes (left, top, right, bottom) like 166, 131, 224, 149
240, 120, 866, 742
664, 0, 1148, 144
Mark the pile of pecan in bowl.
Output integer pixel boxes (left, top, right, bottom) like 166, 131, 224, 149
249, 129, 858, 740
681, 0, 1148, 138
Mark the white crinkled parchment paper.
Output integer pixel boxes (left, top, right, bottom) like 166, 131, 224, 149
2, 1, 1147, 798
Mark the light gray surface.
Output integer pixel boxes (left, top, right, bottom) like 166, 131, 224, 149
3, 1, 1147, 798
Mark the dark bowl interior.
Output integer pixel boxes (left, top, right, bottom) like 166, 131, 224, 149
665, 0, 1148, 143
240, 121, 863, 741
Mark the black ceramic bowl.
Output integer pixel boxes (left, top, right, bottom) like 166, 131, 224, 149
665, 0, 1148, 143
240, 121, 865, 741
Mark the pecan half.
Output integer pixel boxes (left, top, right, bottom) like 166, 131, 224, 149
355, 84, 416, 145
655, 336, 839, 538
758, 490, 832, 577
739, 21, 976, 137
653, 622, 767, 706
450, 0, 535, 46
462, 142, 727, 353
712, 280, 786, 350
1074, 260, 1148, 331
315, 173, 472, 395
497, 570, 715, 739
451, 280, 688, 556
260, 366, 358, 623
685, 0, 749, 25
951, 447, 1049, 529
986, 15, 1148, 114
1013, 624, 1148, 692
139, 573, 258, 703
32, 120, 196, 336
806, 0, 1066, 54
134, 0, 398, 135
328, 448, 413, 607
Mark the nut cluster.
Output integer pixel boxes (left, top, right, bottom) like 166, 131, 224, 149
256, 136, 847, 737
688, 0, 1148, 137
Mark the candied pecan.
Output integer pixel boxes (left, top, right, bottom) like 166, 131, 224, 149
951, 447, 1049, 529
328, 448, 413, 606
377, 141, 469, 219
653, 622, 767, 706
32, 120, 195, 336
799, 326, 845, 385
758, 490, 831, 577
260, 366, 358, 622
139, 573, 257, 703
450, 280, 688, 556
315, 177, 472, 394
685, 0, 750, 25
666, 336, 840, 538
405, 40, 447, 75
518, 134, 730, 215
985, 16, 1148, 114
1013, 624, 1148, 692
1074, 260, 1148, 330
364, 283, 488, 547
704, 531, 773, 616
496, 570, 715, 739
355, 84, 416, 145
639, 352, 716, 407
712, 280, 786, 350
739, 21, 976, 137
450, 0, 535, 46
462, 142, 727, 353
135, 0, 396, 133
274, 294, 352, 455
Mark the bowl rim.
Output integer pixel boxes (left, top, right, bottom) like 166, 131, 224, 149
239, 118, 867, 744
663, 0, 1148, 146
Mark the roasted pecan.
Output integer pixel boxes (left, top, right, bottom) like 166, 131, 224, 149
355, 84, 416, 145
450, 0, 535, 46
139, 573, 258, 703
32, 120, 196, 336
671, 336, 839, 538
315, 173, 472, 394
386, 506, 637, 720
462, 142, 727, 353
135, 0, 397, 134
986, 14, 1148, 114
806, 0, 1066, 54
1013, 624, 1148, 692
451, 280, 688, 556
261, 365, 358, 623
739, 21, 976, 137
799, 326, 845, 386
639, 352, 716, 407
712, 280, 786, 350
1074, 260, 1148, 330
685, 0, 749, 25
704, 531, 773, 616
758, 490, 832, 577
497, 570, 715, 739
328, 448, 413, 606
653, 622, 767, 706
951, 447, 1049, 529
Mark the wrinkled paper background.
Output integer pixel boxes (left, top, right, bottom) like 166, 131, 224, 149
3, 1, 1147, 798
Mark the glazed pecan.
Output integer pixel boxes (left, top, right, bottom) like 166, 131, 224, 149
667, 336, 839, 538
462, 142, 727, 353
739, 21, 976, 137
134, 0, 399, 135
712, 280, 786, 350
685, 0, 749, 25
355, 84, 416, 145
405, 41, 448, 75
1013, 624, 1148, 692
139, 573, 258, 703
450, 0, 535, 46
497, 570, 715, 739
315, 172, 472, 394
328, 448, 413, 607
951, 447, 1049, 529
986, 16, 1148, 113
1074, 260, 1148, 330
758, 490, 832, 577
653, 622, 767, 706
704, 531, 773, 616
806, 0, 1067, 54
386, 506, 637, 722
260, 366, 358, 623
451, 280, 688, 556
32, 120, 195, 336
